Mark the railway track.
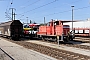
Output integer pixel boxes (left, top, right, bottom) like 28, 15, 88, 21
49, 41, 90, 50
66, 37, 90, 50
39, 37, 90, 50
1, 37, 90, 60
61, 43, 90, 50
12, 41, 90, 60
2, 37, 89, 60
74, 37, 90, 43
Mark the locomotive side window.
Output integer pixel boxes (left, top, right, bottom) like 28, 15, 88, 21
24, 25, 30, 28
63, 25, 70, 28
54, 21, 59, 25
33, 28, 37, 31
47, 22, 50, 26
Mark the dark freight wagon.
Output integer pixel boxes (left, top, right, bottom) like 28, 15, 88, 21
0, 20, 23, 40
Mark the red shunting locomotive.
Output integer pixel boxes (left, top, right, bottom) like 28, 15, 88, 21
37, 20, 74, 42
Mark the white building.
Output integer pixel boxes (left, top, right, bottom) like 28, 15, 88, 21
63, 19, 90, 36
63, 19, 90, 29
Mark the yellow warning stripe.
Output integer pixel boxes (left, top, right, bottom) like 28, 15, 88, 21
23, 28, 33, 30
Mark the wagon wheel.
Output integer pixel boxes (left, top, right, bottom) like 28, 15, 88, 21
63, 37, 69, 42
42, 37, 46, 41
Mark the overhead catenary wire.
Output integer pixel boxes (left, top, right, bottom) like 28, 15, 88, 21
18, 0, 31, 8
47, 6, 90, 16
0, 0, 9, 1
20, 0, 82, 15
24, 0, 84, 17
18, 0, 80, 19
31, 5, 90, 19
17, 0, 41, 19
49, 5, 90, 16
17, 0, 88, 22
6, 0, 11, 10
17, 0, 59, 19
71, 0, 83, 4
19, 0, 59, 15
5, 12, 12, 20
5, 0, 13, 20
18, 0, 81, 16
19, 0, 41, 10
21, 0, 31, 5
6, 0, 13, 11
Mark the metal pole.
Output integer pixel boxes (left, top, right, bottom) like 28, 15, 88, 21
13, 13, 15, 20
12, 8, 13, 21
71, 6, 74, 32
30, 20, 31, 23
26, 17, 28, 24
9, 8, 16, 21
44, 17, 45, 25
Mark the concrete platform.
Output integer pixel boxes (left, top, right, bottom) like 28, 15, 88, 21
0, 38, 57, 60
26, 40, 90, 57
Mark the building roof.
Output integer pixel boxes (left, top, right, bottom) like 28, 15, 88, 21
0, 20, 22, 26
0, 21, 12, 26
63, 20, 90, 28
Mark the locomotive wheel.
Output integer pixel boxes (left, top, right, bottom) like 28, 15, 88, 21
63, 39, 69, 42
70, 38, 73, 41
42, 36, 46, 41
64, 37, 69, 42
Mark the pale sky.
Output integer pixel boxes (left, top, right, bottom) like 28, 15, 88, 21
0, 0, 90, 23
